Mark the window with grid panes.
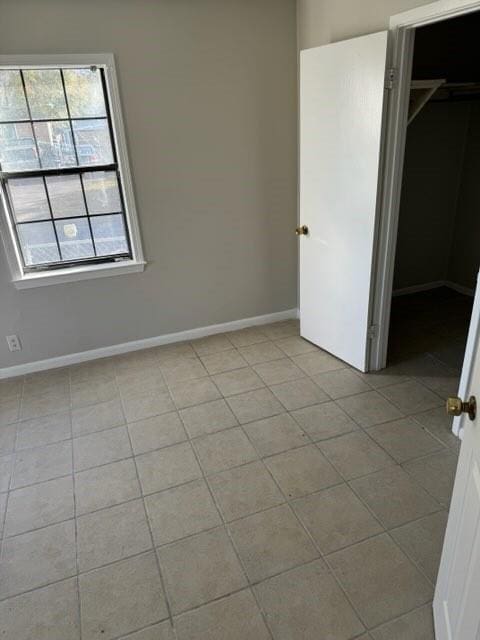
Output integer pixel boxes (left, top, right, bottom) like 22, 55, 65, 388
0, 66, 133, 270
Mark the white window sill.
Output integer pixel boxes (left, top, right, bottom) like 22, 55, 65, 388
13, 260, 146, 289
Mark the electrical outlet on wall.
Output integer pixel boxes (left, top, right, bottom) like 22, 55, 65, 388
6, 335, 22, 352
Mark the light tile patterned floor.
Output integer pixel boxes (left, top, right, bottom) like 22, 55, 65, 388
0, 318, 461, 639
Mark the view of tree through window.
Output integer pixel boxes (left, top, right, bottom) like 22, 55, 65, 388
0, 66, 131, 269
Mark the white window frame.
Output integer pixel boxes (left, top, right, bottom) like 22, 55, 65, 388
0, 53, 145, 289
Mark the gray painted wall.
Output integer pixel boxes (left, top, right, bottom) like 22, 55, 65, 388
0, 0, 298, 368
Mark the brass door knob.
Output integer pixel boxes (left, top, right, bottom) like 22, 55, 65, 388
446, 395, 476, 421
296, 225, 309, 236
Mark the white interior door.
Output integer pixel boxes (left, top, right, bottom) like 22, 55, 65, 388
434, 277, 480, 640
299, 31, 389, 372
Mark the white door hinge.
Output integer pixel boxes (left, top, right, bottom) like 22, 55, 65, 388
368, 325, 378, 339
385, 68, 396, 90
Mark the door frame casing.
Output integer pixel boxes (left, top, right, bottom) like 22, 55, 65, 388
369, 0, 480, 379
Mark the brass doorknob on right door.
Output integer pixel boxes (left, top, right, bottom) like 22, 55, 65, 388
296, 225, 309, 236
446, 395, 476, 421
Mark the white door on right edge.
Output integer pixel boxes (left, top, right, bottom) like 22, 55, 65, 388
434, 275, 480, 639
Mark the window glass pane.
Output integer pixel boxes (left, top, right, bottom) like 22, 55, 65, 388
17, 221, 60, 265
0, 122, 39, 171
46, 174, 86, 218
33, 121, 76, 169
55, 218, 94, 260
0, 71, 29, 122
83, 170, 121, 214
63, 68, 106, 118
23, 69, 67, 120
72, 119, 113, 166
8, 177, 50, 222
91, 214, 128, 256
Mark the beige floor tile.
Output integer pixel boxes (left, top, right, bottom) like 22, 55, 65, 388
79, 552, 168, 640
265, 445, 341, 499
0, 578, 80, 640
318, 432, 395, 480
145, 479, 221, 546
0, 520, 76, 598
20, 389, 70, 421
261, 321, 299, 340
71, 359, 115, 384
238, 341, 285, 365
118, 621, 175, 640
71, 399, 125, 437
117, 370, 167, 399
293, 484, 383, 554
254, 559, 364, 640
180, 399, 237, 438
73, 426, 132, 471
337, 391, 403, 428
0, 423, 17, 455
212, 368, 264, 396
158, 527, 247, 614
243, 413, 308, 457
0, 377, 23, 403
350, 466, 440, 529
193, 427, 258, 475
154, 342, 196, 364
356, 363, 410, 389
226, 327, 269, 348
229, 504, 318, 582
0, 491, 6, 536
12, 440, 72, 489
328, 534, 433, 628
390, 511, 448, 582
136, 442, 202, 494
270, 377, 330, 410
77, 499, 152, 571
313, 368, 372, 399
292, 402, 358, 441
412, 407, 458, 448
0, 398, 20, 426
15, 411, 71, 451
370, 604, 435, 640
208, 460, 284, 521
380, 381, 443, 415
169, 378, 221, 409
160, 357, 208, 385
0, 454, 13, 492
192, 334, 233, 356
75, 458, 141, 515
275, 336, 318, 357
71, 378, 118, 409
367, 417, 444, 464
253, 358, 304, 386
200, 349, 247, 375
128, 412, 187, 455
122, 389, 176, 423
4, 475, 74, 537
402, 450, 458, 507
174, 589, 270, 640
292, 350, 346, 376
226, 388, 284, 424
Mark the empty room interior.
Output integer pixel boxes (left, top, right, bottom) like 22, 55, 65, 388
0, 1, 479, 639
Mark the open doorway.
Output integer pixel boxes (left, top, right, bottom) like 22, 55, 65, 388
387, 13, 480, 374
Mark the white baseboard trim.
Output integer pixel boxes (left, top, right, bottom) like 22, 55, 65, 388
444, 280, 475, 297
393, 280, 474, 298
0, 308, 298, 380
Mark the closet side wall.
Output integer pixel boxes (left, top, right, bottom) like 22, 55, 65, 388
448, 101, 480, 291
393, 100, 470, 290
